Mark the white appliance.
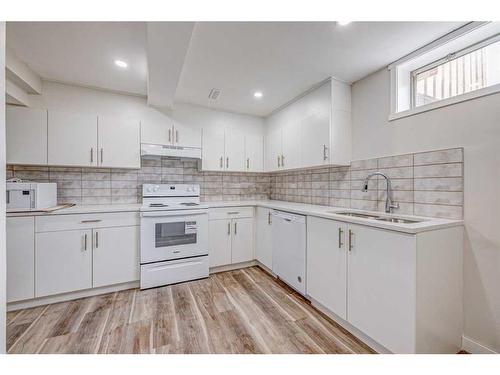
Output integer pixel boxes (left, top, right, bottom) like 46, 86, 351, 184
271, 210, 307, 295
141, 143, 201, 159
140, 183, 208, 289
6, 180, 57, 211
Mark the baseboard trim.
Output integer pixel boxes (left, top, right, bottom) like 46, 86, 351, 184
209, 260, 257, 274
7, 281, 139, 311
462, 335, 498, 354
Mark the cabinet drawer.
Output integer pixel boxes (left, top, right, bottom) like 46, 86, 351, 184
140, 256, 209, 289
209, 206, 254, 220
36, 212, 140, 232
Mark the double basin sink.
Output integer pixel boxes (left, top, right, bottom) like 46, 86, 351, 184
328, 211, 425, 224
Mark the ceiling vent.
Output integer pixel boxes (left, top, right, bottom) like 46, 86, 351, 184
208, 88, 221, 100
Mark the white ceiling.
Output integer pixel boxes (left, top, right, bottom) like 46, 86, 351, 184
6, 22, 148, 96
6, 21, 466, 116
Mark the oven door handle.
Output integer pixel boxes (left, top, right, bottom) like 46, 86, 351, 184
140, 209, 208, 218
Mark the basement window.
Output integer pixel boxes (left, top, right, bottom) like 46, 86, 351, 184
389, 22, 500, 120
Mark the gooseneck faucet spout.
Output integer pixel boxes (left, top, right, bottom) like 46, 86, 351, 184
362, 172, 399, 213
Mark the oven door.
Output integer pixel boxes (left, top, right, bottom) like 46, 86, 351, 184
140, 209, 208, 264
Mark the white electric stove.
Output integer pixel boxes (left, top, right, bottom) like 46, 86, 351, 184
140, 184, 209, 289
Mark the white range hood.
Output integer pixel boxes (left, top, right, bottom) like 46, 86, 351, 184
141, 143, 202, 159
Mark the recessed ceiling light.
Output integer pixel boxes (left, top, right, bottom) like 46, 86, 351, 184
114, 59, 128, 68
254, 91, 263, 99
337, 21, 352, 26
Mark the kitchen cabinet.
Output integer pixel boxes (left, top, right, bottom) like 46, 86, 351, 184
208, 207, 254, 268
208, 219, 232, 267
48, 110, 98, 167
306, 216, 463, 353
202, 126, 226, 171
225, 129, 246, 172
281, 119, 301, 170
255, 207, 273, 269
244, 133, 264, 172
142, 118, 202, 148
6, 106, 48, 165
231, 218, 254, 263
172, 122, 202, 148
265, 124, 282, 171
98, 115, 140, 169
93, 226, 140, 288
35, 229, 93, 297
306, 217, 347, 319
6, 217, 35, 303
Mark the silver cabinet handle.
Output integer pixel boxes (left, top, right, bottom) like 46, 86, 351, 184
338, 228, 343, 248
247, 158, 250, 170
95, 231, 99, 249
101, 148, 104, 164
277, 155, 280, 168
6, 191, 10, 204
80, 219, 102, 224
84, 233, 88, 251
234, 221, 237, 235
168, 128, 172, 142
227, 211, 240, 215
90, 148, 94, 163
220, 156, 223, 169
281, 154, 285, 167
176, 130, 179, 143
323, 144, 328, 161
268, 211, 272, 225
348, 229, 353, 251
227, 222, 231, 236
226, 157, 229, 169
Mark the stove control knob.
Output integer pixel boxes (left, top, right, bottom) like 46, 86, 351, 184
153, 186, 159, 192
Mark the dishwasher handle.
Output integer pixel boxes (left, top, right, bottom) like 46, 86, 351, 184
271, 210, 306, 223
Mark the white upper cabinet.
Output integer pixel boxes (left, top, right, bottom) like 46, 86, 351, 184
98, 115, 140, 169
264, 79, 352, 171
141, 117, 170, 145
6, 106, 48, 165
202, 126, 226, 171
48, 110, 98, 167
225, 129, 246, 172
244, 133, 264, 172
172, 122, 202, 148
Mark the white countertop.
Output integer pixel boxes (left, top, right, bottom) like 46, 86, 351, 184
6, 200, 462, 234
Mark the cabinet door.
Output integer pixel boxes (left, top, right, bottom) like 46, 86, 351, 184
6, 106, 48, 165
173, 122, 202, 148
255, 208, 272, 269
300, 110, 330, 168
281, 119, 300, 170
231, 218, 254, 264
141, 118, 171, 145
6, 217, 35, 302
35, 229, 92, 297
306, 217, 347, 319
202, 127, 225, 171
245, 133, 264, 172
347, 224, 416, 353
265, 125, 282, 171
48, 110, 98, 167
225, 129, 246, 172
93, 226, 140, 288
209, 219, 232, 267
98, 115, 140, 169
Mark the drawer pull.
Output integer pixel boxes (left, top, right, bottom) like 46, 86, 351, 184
227, 211, 240, 215
80, 220, 102, 224
338, 228, 343, 248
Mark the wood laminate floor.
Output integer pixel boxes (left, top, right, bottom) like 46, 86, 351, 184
7, 266, 374, 354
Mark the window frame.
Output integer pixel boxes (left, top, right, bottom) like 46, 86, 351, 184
410, 33, 500, 109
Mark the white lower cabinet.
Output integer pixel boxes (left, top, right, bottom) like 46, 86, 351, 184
306, 216, 463, 353
6, 217, 35, 303
35, 229, 93, 297
208, 207, 254, 268
92, 226, 140, 288
306, 217, 347, 320
255, 207, 273, 269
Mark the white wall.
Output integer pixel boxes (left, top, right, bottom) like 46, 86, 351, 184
352, 68, 500, 352
1, 21, 7, 353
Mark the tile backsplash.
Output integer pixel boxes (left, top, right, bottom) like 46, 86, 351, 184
269, 147, 464, 219
6, 147, 463, 219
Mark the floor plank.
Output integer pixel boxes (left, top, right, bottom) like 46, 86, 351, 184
7, 266, 375, 354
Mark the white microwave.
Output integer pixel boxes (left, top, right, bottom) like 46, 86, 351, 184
6, 181, 57, 211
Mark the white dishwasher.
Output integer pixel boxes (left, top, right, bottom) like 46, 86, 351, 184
271, 210, 306, 295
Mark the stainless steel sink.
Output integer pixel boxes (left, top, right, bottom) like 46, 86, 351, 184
375, 217, 422, 224
328, 211, 424, 224
328, 211, 380, 219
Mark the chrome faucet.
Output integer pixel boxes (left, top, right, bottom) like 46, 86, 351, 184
362, 172, 399, 213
